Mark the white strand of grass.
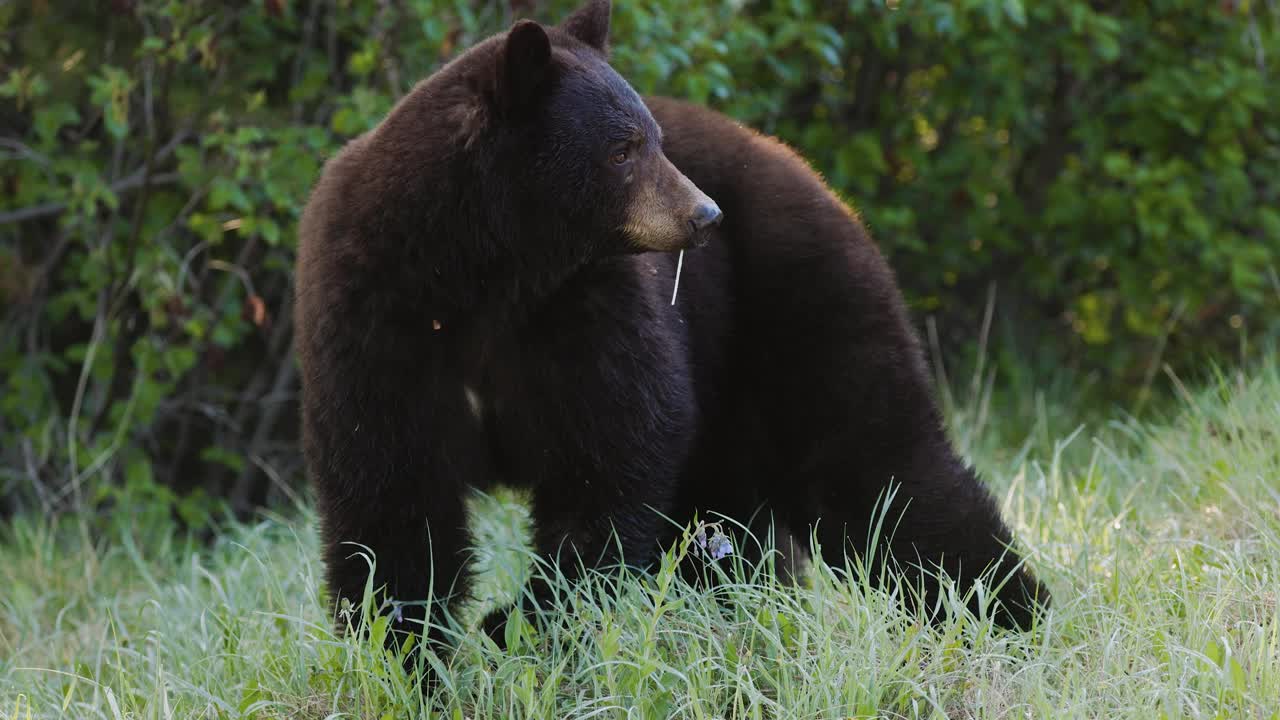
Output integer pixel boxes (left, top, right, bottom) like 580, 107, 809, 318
670, 249, 684, 306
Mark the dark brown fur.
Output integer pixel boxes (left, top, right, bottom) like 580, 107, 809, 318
294, 0, 1048, 677
649, 96, 1047, 628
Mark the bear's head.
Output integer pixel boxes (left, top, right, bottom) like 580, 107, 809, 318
482, 0, 723, 255
325, 0, 722, 311
366, 0, 720, 268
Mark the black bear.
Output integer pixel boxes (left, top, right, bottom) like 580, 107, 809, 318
294, 0, 1048, 663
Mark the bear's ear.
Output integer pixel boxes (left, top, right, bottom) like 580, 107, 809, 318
559, 0, 611, 54
494, 20, 553, 116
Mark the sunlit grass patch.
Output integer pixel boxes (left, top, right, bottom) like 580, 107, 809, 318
1, 364, 1278, 718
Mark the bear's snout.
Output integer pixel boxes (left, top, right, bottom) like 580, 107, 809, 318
689, 201, 723, 233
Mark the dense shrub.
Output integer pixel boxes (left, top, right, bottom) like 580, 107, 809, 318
2, 0, 1276, 515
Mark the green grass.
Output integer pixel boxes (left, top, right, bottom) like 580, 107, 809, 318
2, 365, 1279, 719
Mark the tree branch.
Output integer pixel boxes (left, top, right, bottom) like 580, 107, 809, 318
0, 129, 188, 226
0, 171, 182, 226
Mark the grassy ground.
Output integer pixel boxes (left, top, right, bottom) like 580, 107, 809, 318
2, 364, 1279, 719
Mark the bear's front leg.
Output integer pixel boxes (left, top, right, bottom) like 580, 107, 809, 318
315, 472, 472, 652
300, 337, 492, 677
480, 261, 695, 644
479, 477, 686, 644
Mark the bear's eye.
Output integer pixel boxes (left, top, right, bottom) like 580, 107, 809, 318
610, 148, 630, 165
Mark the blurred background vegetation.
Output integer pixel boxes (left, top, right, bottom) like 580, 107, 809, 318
2, 0, 1277, 520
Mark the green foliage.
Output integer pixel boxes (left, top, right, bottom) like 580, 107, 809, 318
1, 1, 1277, 511
666, 0, 1280, 375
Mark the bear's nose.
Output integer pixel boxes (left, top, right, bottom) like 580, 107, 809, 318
689, 201, 724, 232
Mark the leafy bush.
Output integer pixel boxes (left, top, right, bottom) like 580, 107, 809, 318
697, 0, 1280, 378
2, 0, 1276, 514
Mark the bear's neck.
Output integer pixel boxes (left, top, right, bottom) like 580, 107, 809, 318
369, 194, 592, 330
356, 109, 597, 328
